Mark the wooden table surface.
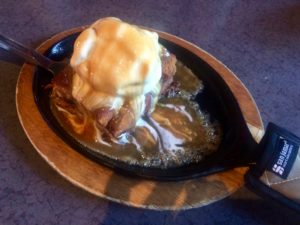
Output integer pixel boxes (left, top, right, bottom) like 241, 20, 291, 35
1, 1, 300, 224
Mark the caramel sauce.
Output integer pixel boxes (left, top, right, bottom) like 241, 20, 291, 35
51, 62, 221, 168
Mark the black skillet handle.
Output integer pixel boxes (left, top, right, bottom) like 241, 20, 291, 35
245, 123, 300, 212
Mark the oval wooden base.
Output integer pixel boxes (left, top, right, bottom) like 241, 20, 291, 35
16, 27, 263, 210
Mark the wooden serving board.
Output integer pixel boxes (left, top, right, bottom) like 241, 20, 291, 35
16, 27, 264, 210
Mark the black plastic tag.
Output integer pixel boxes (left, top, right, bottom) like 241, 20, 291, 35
245, 123, 300, 212
267, 136, 299, 179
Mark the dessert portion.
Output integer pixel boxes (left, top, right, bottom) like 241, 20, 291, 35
49, 17, 221, 168
51, 17, 177, 139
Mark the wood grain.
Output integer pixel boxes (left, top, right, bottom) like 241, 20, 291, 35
16, 27, 263, 210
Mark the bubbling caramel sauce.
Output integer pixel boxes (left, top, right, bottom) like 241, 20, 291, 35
51, 61, 221, 168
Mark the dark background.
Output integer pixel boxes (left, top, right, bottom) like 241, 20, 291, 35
0, 1, 299, 224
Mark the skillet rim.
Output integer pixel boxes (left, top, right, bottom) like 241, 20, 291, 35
31, 29, 260, 180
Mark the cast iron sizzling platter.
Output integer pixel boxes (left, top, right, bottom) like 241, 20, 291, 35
33, 32, 258, 181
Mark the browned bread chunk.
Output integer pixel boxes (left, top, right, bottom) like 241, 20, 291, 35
107, 104, 136, 137
94, 107, 115, 127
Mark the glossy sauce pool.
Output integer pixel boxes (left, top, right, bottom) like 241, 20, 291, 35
51, 62, 222, 168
